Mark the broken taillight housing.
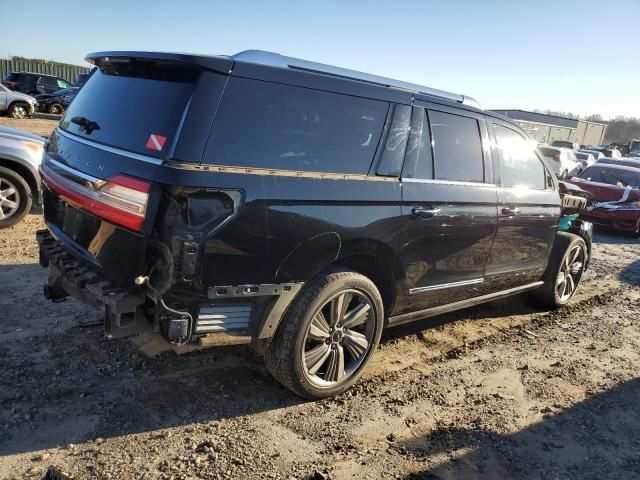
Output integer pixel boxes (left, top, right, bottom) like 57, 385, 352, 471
40, 164, 150, 232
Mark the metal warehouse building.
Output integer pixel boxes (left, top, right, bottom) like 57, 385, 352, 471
492, 110, 607, 146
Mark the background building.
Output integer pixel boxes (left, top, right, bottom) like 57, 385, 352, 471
493, 109, 607, 146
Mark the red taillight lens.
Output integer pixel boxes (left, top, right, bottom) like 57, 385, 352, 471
7, 81, 19, 89
40, 165, 150, 232
552, 154, 561, 162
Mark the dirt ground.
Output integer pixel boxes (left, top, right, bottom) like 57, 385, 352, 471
0, 117, 58, 138
1, 118, 640, 480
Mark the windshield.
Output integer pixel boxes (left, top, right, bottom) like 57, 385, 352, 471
59, 60, 200, 158
580, 166, 640, 188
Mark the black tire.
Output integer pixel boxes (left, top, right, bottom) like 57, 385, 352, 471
48, 103, 64, 115
530, 232, 587, 308
264, 268, 384, 399
0, 167, 32, 228
7, 102, 29, 119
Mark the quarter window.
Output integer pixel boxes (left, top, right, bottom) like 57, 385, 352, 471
204, 78, 389, 174
493, 124, 546, 189
429, 110, 484, 183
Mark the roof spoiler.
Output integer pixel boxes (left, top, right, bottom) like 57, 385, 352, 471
85, 51, 233, 74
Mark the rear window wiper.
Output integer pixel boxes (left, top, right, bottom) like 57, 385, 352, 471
71, 116, 101, 135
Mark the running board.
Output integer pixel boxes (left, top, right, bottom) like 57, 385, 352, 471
387, 281, 544, 327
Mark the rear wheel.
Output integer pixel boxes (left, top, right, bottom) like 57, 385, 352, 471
531, 232, 586, 308
48, 103, 63, 115
8, 102, 29, 119
0, 167, 32, 228
264, 269, 384, 399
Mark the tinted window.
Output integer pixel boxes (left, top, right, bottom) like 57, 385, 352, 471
60, 62, 199, 158
429, 110, 484, 182
494, 124, 546, 189
39, 76, 57, 86
57, 79, 72, 88
204, 78, 388, 174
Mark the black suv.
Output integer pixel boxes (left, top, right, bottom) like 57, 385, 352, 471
3, 72, 74, 95
36, 51, 592, 399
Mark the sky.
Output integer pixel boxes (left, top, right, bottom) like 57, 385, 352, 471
1, 0, 639, 119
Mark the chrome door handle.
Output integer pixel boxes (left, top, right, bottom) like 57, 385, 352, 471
411, 207, 441, 218
501, 207, 520, 216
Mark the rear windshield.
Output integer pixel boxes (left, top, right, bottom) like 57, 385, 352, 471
59, 60, 199, 158
203, 78, 388, 175
538, 147, 560, 157
4, 73, 18, 82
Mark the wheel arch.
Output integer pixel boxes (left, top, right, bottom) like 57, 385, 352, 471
0, 157, 42, 204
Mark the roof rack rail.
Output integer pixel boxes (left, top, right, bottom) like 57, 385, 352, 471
232, 50, 481, 109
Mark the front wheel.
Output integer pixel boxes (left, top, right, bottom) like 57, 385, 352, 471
531, 232, 587, 308
264, 269, 384, 399
8, 103, 30, 119
0, 167, 32, 228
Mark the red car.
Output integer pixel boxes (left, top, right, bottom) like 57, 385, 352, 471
568, 164, 640, 235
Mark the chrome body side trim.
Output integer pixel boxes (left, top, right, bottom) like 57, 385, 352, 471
165, 160, 399, 182
402, 177, 497, 188
387, 281, 544, 327
56, 128, 164, 165
409, 278, 484, 295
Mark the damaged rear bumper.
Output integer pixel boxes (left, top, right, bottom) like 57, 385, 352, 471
36, 228, 304, 351
36, 229, 149, 339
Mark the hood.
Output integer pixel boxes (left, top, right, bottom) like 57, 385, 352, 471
9, 90, 37, 103
568, 178, 640, 203
0, 126, 46, 143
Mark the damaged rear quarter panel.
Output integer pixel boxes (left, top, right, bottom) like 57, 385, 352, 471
153, 165, 404, 289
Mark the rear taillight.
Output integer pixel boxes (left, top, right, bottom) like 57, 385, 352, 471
552, 154, 561, 162
40, 165, 150, 232
7, 81, 19, 89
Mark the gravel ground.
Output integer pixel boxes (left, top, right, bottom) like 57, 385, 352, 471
1, 118, 639, 480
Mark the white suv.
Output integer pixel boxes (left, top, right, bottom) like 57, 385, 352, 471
538, 146, 580, 178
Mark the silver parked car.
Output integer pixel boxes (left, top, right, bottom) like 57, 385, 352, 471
0, 84, 38, 119
0, 126, 45, 227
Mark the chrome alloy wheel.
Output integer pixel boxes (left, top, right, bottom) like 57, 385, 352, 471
556, 244, 584, 302
0, 177, 20, 220
302, 289, 375, 387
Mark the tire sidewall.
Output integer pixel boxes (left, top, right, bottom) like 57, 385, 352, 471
0, 168, 31, 228
291, 272, 384, 397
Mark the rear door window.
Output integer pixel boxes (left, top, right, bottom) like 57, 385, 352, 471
203, 78, 388, 175
429, 110, 484, 183
493, 124, 547, 189
59, 61, 200, 158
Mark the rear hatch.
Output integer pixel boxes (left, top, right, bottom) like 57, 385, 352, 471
41, 52, 229, 285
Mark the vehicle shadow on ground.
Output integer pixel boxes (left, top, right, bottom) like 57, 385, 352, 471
399, 377, 640, 479
0, 263, 554, 457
